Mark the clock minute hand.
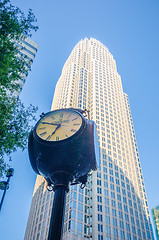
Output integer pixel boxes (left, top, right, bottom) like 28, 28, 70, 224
50, 123, 61, 137
42, 122, 59, 126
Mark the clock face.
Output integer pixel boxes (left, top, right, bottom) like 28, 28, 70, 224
36, 110, 83, 142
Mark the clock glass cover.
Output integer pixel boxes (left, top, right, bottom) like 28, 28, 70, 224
36, 110, 83, 142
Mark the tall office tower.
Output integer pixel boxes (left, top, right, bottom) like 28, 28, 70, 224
19, 37, 38, 82
25, 38, 154, 240
152, 206, 159, 239
14, 36, 38, 96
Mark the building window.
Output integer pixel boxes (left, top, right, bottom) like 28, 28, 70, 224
105, 206, 110, 214
98, 224, 103, 232
78, 203, 83, 212
113, 218, 117, 226
78, 194, 83, 202
97, 179, 101, 186
120, 230, 125, 239
97, 196, 102, 203
70, 201, 76, 209
77, 212, 83, 221
77, 222, 82, 232
71, 192, 77, 200
105, 216, 110, 224
112, 209, 116, 216
98, 235, 103, 240
98, 214, 103, 222
97, 187, 102, 194
113, 228, 118, 237
105, 225, 111, 234
70, 210, 76, 219
98, 205, 102, 212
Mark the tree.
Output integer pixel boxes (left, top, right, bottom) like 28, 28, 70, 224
0, 0, 39, 176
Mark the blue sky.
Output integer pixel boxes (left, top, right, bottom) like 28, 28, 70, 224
0, 0, 159, 239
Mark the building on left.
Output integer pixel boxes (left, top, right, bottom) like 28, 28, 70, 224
14, 36, 38, 95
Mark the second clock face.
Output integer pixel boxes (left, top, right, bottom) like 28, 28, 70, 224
36, 110, 83, 142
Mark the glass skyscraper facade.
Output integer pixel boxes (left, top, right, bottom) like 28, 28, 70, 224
24, 38, 154, 240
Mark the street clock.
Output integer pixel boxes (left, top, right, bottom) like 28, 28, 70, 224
28, 108, 99, 240
28, 108, 99, 187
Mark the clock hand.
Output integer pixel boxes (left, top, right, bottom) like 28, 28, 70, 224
50, 123, 61, 137
41, 122, 59, 126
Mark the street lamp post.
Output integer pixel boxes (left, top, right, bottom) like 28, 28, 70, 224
0, 168, 14, 211
28, 108, 99, 240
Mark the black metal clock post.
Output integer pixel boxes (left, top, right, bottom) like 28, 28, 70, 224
28, 108, 99, 240
48, 172, 71, 240
48, 186, 67, 239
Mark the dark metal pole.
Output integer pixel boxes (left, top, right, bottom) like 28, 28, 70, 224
48, 186, 68, 240
0, 177, 10, 211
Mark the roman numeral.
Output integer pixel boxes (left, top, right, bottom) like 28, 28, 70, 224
73, 123, 80, 126
40, 132, 47, 136
72, 117, 78, 121
39, 127, 46, 130
56, 136, 59, 141
46, 135, 51, 141
63, 120, 69, 123
71, 129, 76, 132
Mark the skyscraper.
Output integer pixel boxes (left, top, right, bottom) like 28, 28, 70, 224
25, 38, 154, 240
15, 36, 38, 95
